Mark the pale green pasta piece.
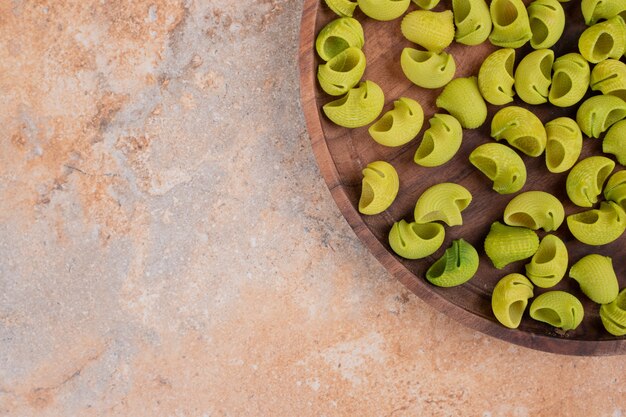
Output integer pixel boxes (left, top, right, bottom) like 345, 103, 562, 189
469, 143, 526, 194
566, 156, 614, 207
491, 273, 534, 329
358, 0, 410, 21
545, 117, 583, 173
525, 234, 568, 288
484, 222, 539, 269
578, 16, 626, 63
317, 47, 366, 96
436, 77, 487, 129
603, 170, 626, 211
477, 48, 516, 105
369, 97, 424, 147
488, 0, 532, 48
324, 0, 359, 17
529, 291, 584, 331
315, 17, 364, 61
401, 10, 455, 52
603, 120, 626, 164
400, 48, 456, 89
503, 191, 564, 231
413, 182, 472, 226
323, 80, 385, 128
581, 0, 626, 25
491, 106, 547, 157
548, 53, 590, 107
590, 59, 626, 102
514, 49, 554, 105
412, 0, 440, 9
576, 95, 626, 138
528, 0, 565, 49
426, 239, 479, 287
358, 160, 399, 215
414, 114, 463, 167
570, 254, 619, 304
567, 201, 626, 245
388, 220, 445, 259
600, 288, 626, 336
452, 0, 492, 46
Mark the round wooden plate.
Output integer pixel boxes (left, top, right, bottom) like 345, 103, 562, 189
298, 0, 626, 355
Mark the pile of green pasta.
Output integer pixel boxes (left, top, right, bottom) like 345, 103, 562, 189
315, 0, 626, 336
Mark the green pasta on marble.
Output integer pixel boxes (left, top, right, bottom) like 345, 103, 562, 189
358, 160, 399, 215
478, 48, 516, 105
400, 48, 456, 89
567, 201, 626, 245
452, 0, 492, 46
488, 0, 532, 48
514, 49, 554, 105
491, 273, 534, 329
315, 17, 364, 61
491, 106, 546, 157
525, 234, 568, 288
469, 143, 526, 194
484, 222, 539, 269
545, 117, 583, 173
414, 114, 463, 167
529, 291, 584, 331
426, 239, 479, 287
413, 183, 472, 226
436, 77, 487, 129
388, 220, 445, 259
323, 80, 385, 128
570, 254, 619, 304
566, 156, 614, 207
369, 97, 424, 147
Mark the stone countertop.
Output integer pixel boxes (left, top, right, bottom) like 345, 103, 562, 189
0, 1, 624, 416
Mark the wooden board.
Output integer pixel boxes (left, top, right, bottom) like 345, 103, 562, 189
298, 0, 626, 355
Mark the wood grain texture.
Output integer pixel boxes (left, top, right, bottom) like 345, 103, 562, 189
299, 0, 626, 355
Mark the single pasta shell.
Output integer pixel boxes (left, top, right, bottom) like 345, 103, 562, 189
570, 254, 619, 304
414, 114, 463, 167
388, 220, 445, 259
413, 182, 472, 226
567, 201, 626, 246
528, 0, 565, 49
515, 49, 554, 105
315, 17, 364, 61
525, 234, 568, 288
578, 16, 626, 63
426, 239, 479, 287
602, 120, 626, 165
529, 291, 584, 331
469, 142, 526, 194
369, 97, 424, 147
484, 222, 539, 269
452, 0, 492, 46
358, 0, 410, 21
324, 0, 359, 17
358, 160, 400, 215
503, 190, 564, 231
581, 0, 626, 25
401, 10, 455, 52
317, 47, 366, 96
590, 59, 626, 102
603, 169, 626, 212
549, 53, 590, 107
545, 117, 583, 173
488, 0, 532, 48
576, 95, 626, 139
491, 273, 534, 329
491, 106, 547, 157
478, 48, 516, 105
400, 48, 456, 89
565, 156, 614, 207
436, 77, 487, 129
323, 80, 385, 128
599, 288, 626, 336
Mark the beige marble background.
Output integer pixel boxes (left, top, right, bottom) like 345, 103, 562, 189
0, 1, 624, 416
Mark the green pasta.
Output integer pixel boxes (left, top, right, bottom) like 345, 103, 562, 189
400, 48, 456, 89
484, 222, 539, 269
603, 120, 626, 164
412, 0, 440, 9
317, 47, 366, 96
600, 288, 626, 336
581, 0, 626, 25
488, 0, 532, 48
525, 234, 568, 288
503, 191, 564, 231
570, 254, 619, 304
358, 0, 410, 21
469, 143, 526, 194
414, 114, 463, 167
576, 95, 626, 139
413, 182, 472, 226
491, 106, 547, 157
545, 117, 583, 173
315, 17, 365, 61
388, 220, 445, 259
452, 0, 492, 46
528, 0, 566, 49
529, 291, 584, 331
590, 59, 626, 101
567, 201, 626, 245
436, 77, 487, 129
323, 80, 385, 128
369, 97, 424, 147
491, 273, 534, 329
358, 160, 400, 215
603, 170, 626, 211
566, 156, 614, 207
548, 53, 590, 108
514, 49, 554, 105
578, 16, 626, 63
401, 10, 455, 52
324, 0, 359, 17
426, 239, 479, 287
477, 48, 516, 105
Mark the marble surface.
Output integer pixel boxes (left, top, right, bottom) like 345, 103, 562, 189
0, 1, 624, 416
